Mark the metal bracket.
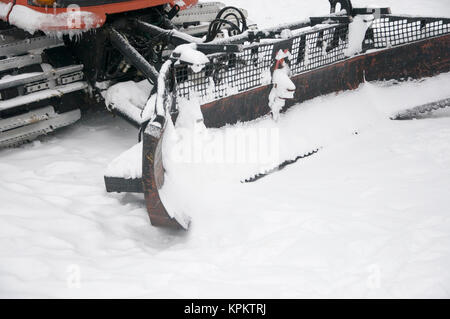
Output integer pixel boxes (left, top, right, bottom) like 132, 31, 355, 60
329, 0, 353, 14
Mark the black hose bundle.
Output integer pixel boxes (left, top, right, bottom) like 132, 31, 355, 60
205, 6, 249, 42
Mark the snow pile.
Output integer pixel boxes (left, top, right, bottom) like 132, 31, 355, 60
175, 97, 206, 130
155, 97, 206, 229
161, 97, 209, 169
8, 5, 100, 35
104, 80, 153, 125
105, 142, 142, 179
0, 72, 42, 85
173, 0, 187, 7
0, 1, 12, 20
157, 72, 450, 188
172, 0, 198, 10
172, 43, 209, 73
154, 60, 173, 118
0, 82, 87, 112
269, 52, 296, 121
159, 117, 193, 230
141, 94, 157, 123
269, 67, 295, 121
344, 15, 374, 57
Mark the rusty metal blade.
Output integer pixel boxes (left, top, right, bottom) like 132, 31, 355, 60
142, 121, 190, 230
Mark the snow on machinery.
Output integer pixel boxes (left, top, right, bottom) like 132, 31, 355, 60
0, 0, 449, 229
0, 0, 247, 146
126, 0, 450, 230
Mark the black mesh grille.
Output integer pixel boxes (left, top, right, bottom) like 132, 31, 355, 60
290, 24, 349, 75
369, 16, 450, 49
171, 15, 450, 105
174, 44, 274, 103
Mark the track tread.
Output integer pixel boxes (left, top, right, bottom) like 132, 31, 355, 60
392, 98, 450, 120
242, 148, 321, 183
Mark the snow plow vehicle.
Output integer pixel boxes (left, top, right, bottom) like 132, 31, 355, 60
0, 0, 449, 230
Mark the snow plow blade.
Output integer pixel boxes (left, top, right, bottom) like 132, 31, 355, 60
104, 177, 143, 194
139, 10, 449, 229
143, 120, 188, 229
98, 1, 450, 230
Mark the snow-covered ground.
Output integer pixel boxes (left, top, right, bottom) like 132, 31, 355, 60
1, 0, 450, 299
225, 0, 450, 28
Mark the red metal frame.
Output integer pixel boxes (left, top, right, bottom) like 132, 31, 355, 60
201, 34, 450, 128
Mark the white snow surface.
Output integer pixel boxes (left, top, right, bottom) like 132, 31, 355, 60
222, 0, 450, 28
105, 142, 142, 179
1, 0, 450, 299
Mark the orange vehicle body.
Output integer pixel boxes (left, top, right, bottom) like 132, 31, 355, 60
0, 0, 198, 31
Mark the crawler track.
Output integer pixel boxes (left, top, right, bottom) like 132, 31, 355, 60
0, 27, 87, 148
392, 98, 450, 120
